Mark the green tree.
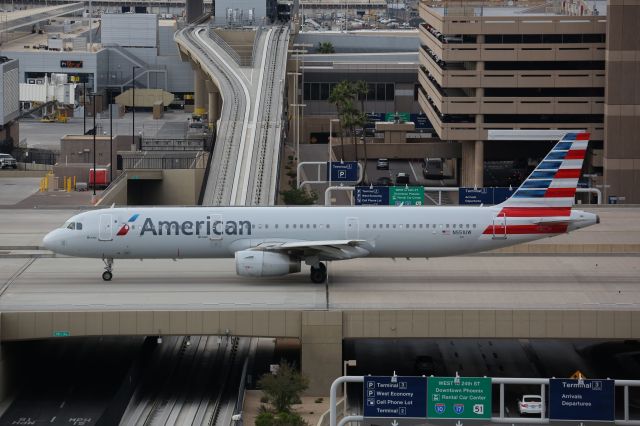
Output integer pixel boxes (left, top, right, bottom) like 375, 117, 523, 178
317, 41, 335, 54
353, 81, 370, 183
328, 81, 356, 159
280, 188, 318, 205
258, 361, 310, 413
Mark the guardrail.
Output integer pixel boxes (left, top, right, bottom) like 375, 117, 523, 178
330, 376, 640, 426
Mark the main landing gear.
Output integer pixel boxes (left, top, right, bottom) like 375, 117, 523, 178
310, 262, 327, 284
102, 257, 113, 281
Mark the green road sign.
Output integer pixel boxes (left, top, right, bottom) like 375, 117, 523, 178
53, 331, 70, 337
385, 112, 411, 123
390, 186, 424, 206
427, 377, 492, 419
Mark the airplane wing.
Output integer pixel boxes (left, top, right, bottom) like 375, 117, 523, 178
251, 240, 371, 261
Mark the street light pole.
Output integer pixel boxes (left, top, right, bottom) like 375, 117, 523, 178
343, 360, 357, 418
82, 81, 86, 134
132, 66, 139, 150
328, 118, 340, 204
92, 93, 96, 196
109, 90, 113, 183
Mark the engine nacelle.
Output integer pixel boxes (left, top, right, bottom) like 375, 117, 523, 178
235, 250, 301, 277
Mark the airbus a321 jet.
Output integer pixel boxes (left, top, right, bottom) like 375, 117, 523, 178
43, 132, 598, 283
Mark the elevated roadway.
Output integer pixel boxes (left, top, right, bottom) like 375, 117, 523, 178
0, 3, 84, 34
1, 207, 638, 393
175, 23, 289, 207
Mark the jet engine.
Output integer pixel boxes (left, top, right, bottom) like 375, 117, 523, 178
235, 250, 301, 277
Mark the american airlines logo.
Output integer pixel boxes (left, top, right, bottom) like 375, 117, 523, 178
138, 216, 252, 236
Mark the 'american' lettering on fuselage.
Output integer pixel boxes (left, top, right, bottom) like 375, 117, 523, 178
139, 217, 252, 236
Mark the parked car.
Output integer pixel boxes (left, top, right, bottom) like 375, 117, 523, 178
395, 172, 410, 185
518, 395, 543, 415
0, 153, 17, 169
423, 158, 444, 179
376, 158, 389, 170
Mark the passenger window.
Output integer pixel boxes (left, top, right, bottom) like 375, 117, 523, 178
286, 224, 289, 229
373, 224, 376, 229
76, 223, 83, 230
446, 224, 450, 228
313, 224, 317, 229
327, 225, 330, 229
386, 224, 390, 229
405, 224, 410, 228
459, 224, 463, 228
275, 224, 279, 229
412, 224, 416, 228
419, 224, 423, 228
265, 224, 269, 229
466, 224, 470, 228
392, 224, 396, 229
366, 224, 370, 228
306, 224, 310, 229
473, 224, 477, 228
453, 224, 456, 229
293, 224, 297, 229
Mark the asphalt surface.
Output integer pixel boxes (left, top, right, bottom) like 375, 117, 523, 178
0, 254, 637, 312
0, 178, 41, 205
18, 111, 193, 150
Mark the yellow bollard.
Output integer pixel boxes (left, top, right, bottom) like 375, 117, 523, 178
73, 176, 76, 191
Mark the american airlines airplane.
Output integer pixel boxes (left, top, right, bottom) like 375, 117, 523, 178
42, 132, 598, 283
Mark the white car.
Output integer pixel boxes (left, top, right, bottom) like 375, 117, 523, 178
518, 395, 543, 415
0, 153, 17, 169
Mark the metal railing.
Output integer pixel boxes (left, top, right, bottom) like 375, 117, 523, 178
122, 153, 207, 169
330, 376, 640, 426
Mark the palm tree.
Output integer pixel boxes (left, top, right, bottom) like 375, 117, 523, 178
328, 81, 355, 159
353, 80, 370, 182
317, 42, 335, 54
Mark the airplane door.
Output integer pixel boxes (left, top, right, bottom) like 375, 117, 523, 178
345, 217, 359, 239
492, 213, 507, 240
98, 214, 114, 241
209, 214, 223, 240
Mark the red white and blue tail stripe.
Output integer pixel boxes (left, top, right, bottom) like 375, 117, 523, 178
500, 132, 588, 209
483, 132, 589, 237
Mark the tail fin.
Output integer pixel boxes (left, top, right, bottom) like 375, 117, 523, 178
499, 131, 589, 210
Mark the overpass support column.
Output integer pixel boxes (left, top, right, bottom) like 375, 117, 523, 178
193, 70, 207, 117
204, 79, 220, 125
474, 140, 484, 188
301, 312, 343, 396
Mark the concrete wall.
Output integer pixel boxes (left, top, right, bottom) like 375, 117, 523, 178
159, 168, 204, 205
296, 31, 419, 53
604, 0, 640, 204
4, 309, 640, 395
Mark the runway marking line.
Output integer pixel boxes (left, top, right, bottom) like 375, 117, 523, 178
0, 257, 37, 298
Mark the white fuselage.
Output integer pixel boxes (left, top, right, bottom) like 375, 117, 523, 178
42, 206, 597, 260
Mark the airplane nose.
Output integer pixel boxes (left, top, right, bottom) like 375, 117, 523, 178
42, 231, 56, 250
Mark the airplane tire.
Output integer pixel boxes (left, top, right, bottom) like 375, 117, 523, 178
310, 263, 326, 284
102, 271, 113, 281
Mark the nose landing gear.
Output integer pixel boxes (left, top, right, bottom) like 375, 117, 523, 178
102, 257, 113, 281
310, 262, 327, 284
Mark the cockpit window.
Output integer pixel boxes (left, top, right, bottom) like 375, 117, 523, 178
76, 222, 83, 230
66, 222, 76, 230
